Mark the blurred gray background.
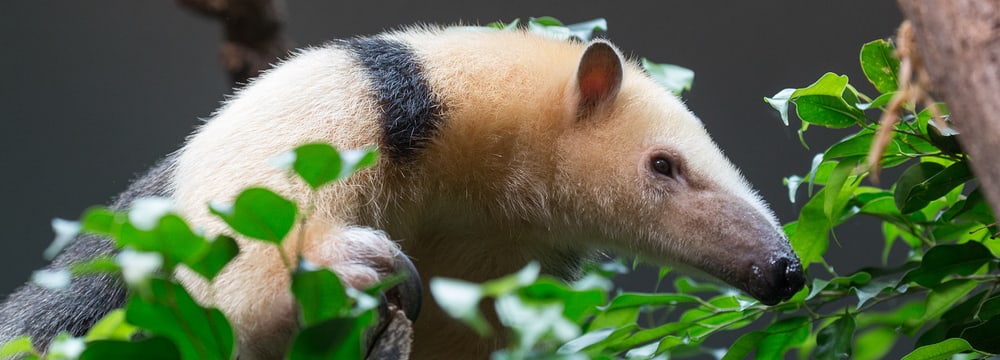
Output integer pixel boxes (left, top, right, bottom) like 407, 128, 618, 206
2, 0, 902, 344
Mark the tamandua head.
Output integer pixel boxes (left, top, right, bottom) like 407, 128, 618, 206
553, 40, 805, 305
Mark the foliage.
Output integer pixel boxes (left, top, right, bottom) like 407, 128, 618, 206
4, 17, 999, 360
2, 144, 380, 360
487, 17, 694, 95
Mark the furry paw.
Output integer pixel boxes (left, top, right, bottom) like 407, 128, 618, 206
305, 225, 403, 290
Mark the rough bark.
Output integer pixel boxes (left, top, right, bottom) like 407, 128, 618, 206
177, 0, 291, 85
897, 0, 1000, 219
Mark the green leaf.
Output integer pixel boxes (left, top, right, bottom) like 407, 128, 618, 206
0, 336, 35, 358
979, 294, 1000, 320
430, 277, 491, 336
815, 314, 856, 360
121, 214, 207, 268
895, 161, 974, 214
835, 272, 873, 287
527, 16, 573, 40
45, 218, 81, 260
558, 326, 633, 355
84, 309, 138, 342
604, 293, 699, 310
854, 327, 898, 360
858, 192, 903, 228
589, 307, 640, 330
788, 188, 831, 266
210, 187, 297, 244
80, 337, 181, 360
185, 235, 239, 281
565, 18, 608, 41
338, 148, 378, 179
765, 88, 795, 126
481, 262, 540, 296
900, 338, 973, 360
642, 58, 694, 96
486, 18, 520, 31
292, 143, 342, 189
126, 279, 235, 360
823, 158, 861, 222
673, 276, 725, 294
613, 321, 697, 352
806, 278, 831, 300
786, 73, 866, 128
519, 279, 606, 322
854, 280, 896, 310
961, 315, 1000, 353
80, 207, 121, 237
904, 242, 993, 288
940, 289, 989, 325
894, 162, 944, 214
791, 73, 850, 98
860, 39, 900, 94
102, 212, 202, 280
495, 294, 581, 349
676, 296, 759, 340
529, 16, 563, 26
824, 132, 875, 159
856, 300, 924, 328
907, 280, 977, 334
794, 95, 865, 128
722, 331, 767, 360
654, 335, 687, 354
808, 155, 833, 187
755, 316, 811, 359
944, 189, 998, 233
288, 311, 375, 360
292, 268, 350, 326
927, 123, 962, 156
784, 175, 804, 203
881, 222, 901, 264
857, 92, 896, 110
893, 132, 939, 157
70, 256, 120, 276
46, 332, 84, 359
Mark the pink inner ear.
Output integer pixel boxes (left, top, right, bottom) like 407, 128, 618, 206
579, 71, 612, 100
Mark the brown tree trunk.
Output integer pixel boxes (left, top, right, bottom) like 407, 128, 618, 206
898, 0, 1000, 220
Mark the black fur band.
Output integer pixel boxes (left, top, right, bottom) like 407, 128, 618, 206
342, 37, 444, 162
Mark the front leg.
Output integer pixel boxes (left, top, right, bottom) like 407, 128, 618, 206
179, 221, 408, 360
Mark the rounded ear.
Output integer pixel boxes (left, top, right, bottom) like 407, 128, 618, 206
574, 39, 624, 119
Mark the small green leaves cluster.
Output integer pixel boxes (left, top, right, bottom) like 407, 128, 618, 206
2, 143, 379, 360
764, 39, 998, 358
482, 17, 694, 96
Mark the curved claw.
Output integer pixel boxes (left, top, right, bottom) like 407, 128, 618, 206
365, 252, 422, 359
386, 251, 422, 322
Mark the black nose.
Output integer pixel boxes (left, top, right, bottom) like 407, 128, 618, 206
772, 257, 805, 293
756, 256, 806, 305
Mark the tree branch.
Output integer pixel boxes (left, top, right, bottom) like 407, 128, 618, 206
897, 0, 1000, 219
177, 0, 290, 85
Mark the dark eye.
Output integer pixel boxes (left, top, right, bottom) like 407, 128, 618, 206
651, 157, 674, 178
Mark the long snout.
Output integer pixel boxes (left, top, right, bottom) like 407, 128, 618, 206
666, 194, 806, 305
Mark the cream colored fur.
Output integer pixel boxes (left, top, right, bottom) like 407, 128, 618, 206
172, 27, 781, 359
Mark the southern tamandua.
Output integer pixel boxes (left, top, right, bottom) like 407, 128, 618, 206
0, 26, 805, 359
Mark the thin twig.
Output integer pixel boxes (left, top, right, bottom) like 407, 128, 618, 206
176, 0, 291, 86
